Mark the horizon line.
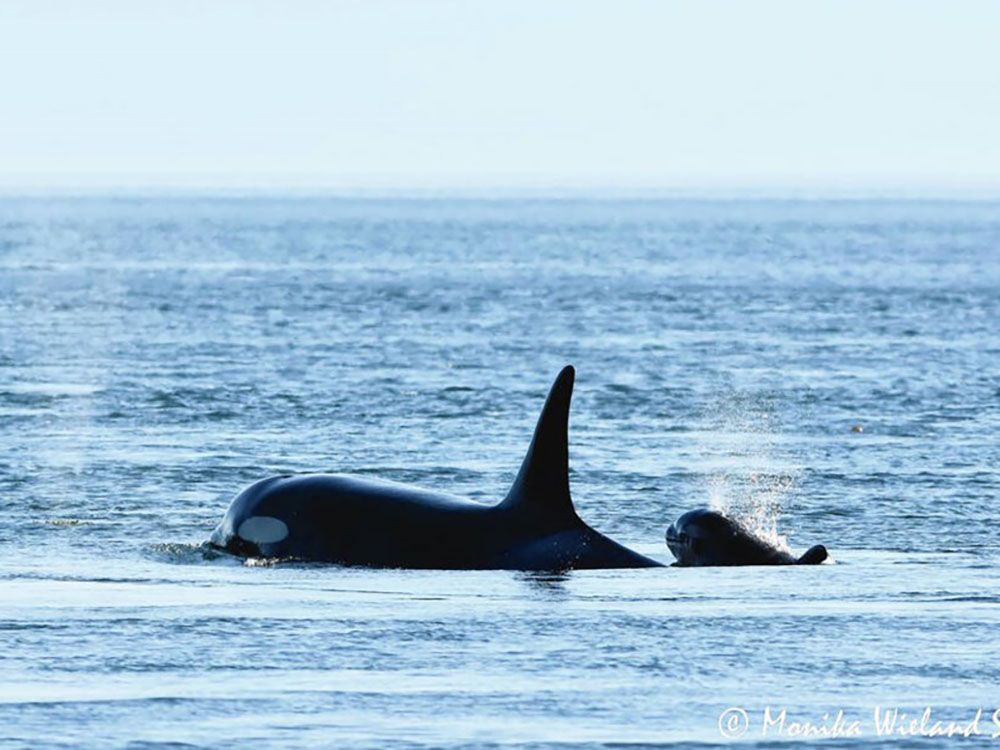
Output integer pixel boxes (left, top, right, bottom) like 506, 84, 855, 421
2, 183, 1000, 201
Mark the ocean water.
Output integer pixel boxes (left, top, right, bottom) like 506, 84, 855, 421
1, 195, 998, 748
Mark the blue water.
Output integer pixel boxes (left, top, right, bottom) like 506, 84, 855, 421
1, 196, 998, 748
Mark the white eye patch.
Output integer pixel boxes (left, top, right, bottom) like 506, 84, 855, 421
237, 516, 289, 544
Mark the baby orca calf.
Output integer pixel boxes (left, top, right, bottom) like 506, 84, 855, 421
666, 508, 828, 567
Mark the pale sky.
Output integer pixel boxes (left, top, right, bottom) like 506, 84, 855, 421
1, 1, 998, 190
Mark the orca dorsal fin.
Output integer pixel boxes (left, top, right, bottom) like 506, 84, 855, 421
500, 366, 581, 527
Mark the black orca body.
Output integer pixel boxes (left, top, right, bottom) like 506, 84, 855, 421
666, 508, 828, 567
211, 367, 662, 570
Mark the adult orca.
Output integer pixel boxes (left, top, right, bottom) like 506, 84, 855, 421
210, 366, 663, 570
665, 508, 828, 567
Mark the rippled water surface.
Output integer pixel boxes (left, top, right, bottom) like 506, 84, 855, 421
1, 196, 998, 748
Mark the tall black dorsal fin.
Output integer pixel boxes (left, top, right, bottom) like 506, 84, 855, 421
500, 366, 581, 526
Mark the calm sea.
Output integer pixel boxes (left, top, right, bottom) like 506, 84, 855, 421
1, 196, 998, 748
